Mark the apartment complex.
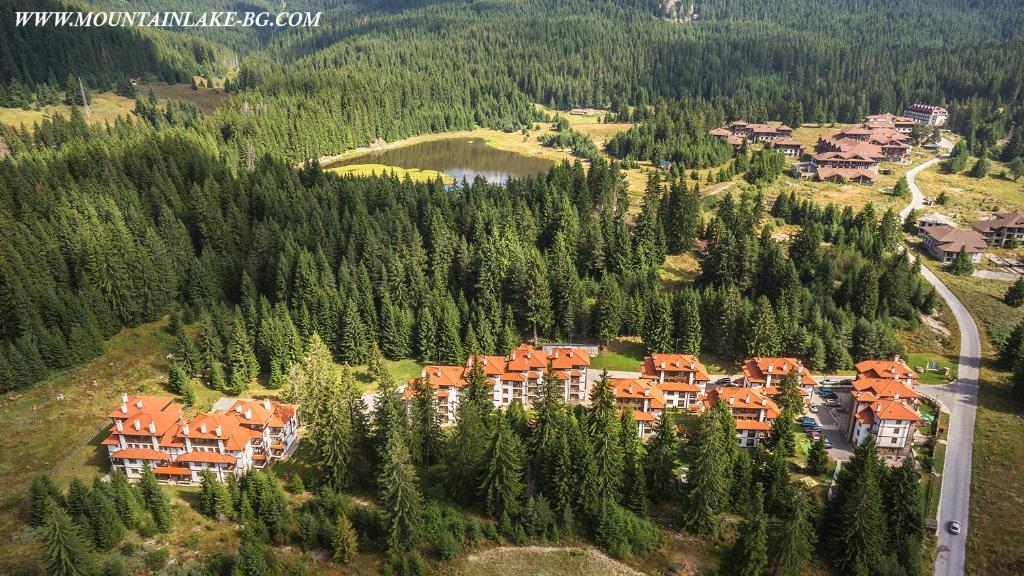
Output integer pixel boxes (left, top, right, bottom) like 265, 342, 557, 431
704, 386, 780, 448
902, 103, 949, 127
403, 344, 592, 424
845, 357, 922, 457
709, 122, 805, 156
972, 211, 1024, 248
921, 225, 987, 263
102, 394, 299, 484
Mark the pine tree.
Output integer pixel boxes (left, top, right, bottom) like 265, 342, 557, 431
332, 512, 358, 563
338, 297, 369, 364
139, 462, 173, 532
807, 435, 830, 475
747, 295, 781, 357
1004, 276, 1024, 307
107, 470, 141, 529
236, 520, 273, 576
29, 474, 64, 527
769, 484, 817, 576
824, 435, 886, 574
168, 363, 189, 396
884, 456, 924, 545
684, 407, 727, 535
530, 366, 565, 496
409, 377, 441, 467
415, 306, 436, 363
594, 275, 623, 348
208, 361, 226, 391
379, 428, 423, 553
586, 371, 624, 516
949, 246, 974, 275
174, 332, 199, 377
40, 500, 93, 576
776, 370, 803, 414
480, 411, 526, 520
199, 469, 230, 519
729, 449, 754, 514
446, 360, 491, 503
85, 483, 123, 550
673, 288, 702, 355
728, 485, 768, 576
641, 290, 672, 354
620, 410, 647, 515
767, 408, 797, 458
645, 409, 679, 494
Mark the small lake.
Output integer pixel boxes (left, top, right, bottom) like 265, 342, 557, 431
328, 137, 555, 184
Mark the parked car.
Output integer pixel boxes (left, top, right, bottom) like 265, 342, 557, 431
823, 438, 833, 449
808, 430, 820, 440
825, 398, 839, 407
949, 520, 961, 535
809, 404, 819, 413
714, 377, 733, 386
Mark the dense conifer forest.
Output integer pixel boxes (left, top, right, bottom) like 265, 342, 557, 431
1, 1, 1022, 574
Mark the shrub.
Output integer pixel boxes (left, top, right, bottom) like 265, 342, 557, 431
144, 548, 170, 571
595, 505, 657, 559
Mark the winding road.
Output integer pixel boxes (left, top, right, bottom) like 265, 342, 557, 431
901, 146, 980, 576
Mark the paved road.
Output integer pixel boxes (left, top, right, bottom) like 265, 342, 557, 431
902, 146, 980, 576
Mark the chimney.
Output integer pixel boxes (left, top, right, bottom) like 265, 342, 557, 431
121, 393, 128, 403
660, 362, 666, 369
761, 399, 767, 406
673, 360, 680, 367
135, 399, 143, 408
690, 362, 696, 370
894, 393, 900, 401
116, 420, 123, 432
554, 350, 559, 359
235, 405, 242, 413
798, 366, 803, 375
182, 423, 190, 436
782, 362, 788, 371
767, 363, 773, 373
511, 352, 516, 360
148, 421, 156, 434
133, 420, 141, 431
568, 350, 574, 358
244, 409, 252, 420
894, 354, 901, 363
435, 369, 442, 377
262, 398, 271, 410
643, 389, 650, 397
728, 397, 735, 406
215, 425, 222, 437
120, 403, 127, 414
200, 423, 207, 434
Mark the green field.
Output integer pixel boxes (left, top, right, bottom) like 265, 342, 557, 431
590, 339, 646, 372
461, 546, 643, 576
913, 159, 1024, 226
327, 163, 455, 184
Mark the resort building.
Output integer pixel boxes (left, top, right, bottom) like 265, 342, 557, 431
740, 357, 816, 395
611, 377, 665, 437
971, 211, 1024, 248
845, 357, 922, 458
704, 386, 780, 448
916, 213, 958, 237
921, 225, 987, 263
709, 121, 803, 155
403, 344, 592, 421
902, 103, 949, 127
102, 394, 299, 485
640, 353, 709, 410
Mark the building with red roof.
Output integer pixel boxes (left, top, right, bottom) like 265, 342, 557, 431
971, 211, 1024, 248
902, 103, 948, 127
404, 344, 593, 424
610, 377, 665, 437
704, 386, 780, 448
845, 357, 922, 457
741, 357, 816, 392
709, 121, 802, 155
103, 393, 299, 485
640, 353, 709, 410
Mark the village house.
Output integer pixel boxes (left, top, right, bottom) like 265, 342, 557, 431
102, 394, 299, 485
611, 377, 665, 437
971, 211, 1024, 248
903, 103, 949, 127
704, 386, 780, 448
640, 353, 709, 410
921, 225, 987, 263
844, 358, 922, 457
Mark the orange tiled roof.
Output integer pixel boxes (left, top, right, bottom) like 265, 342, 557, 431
642, 354, 710, 381
548, 347, 591, 369
152, 466, 191, 476
175, 451, 237, 464
107, 395, 177, 419
857, 399, 920, 423
742, 357, 815, 386
110, 448, 170, 461
735, 420, 773, 431
705, 387, 780, 420
852, 378, 920, 400
505, 344, 548, 372
610, 378, 665, 410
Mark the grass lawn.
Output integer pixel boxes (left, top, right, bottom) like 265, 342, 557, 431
590, 338, 645, 372
659, 252, 701, 288
0, 82, 225, 129
913, 159, 1024, 226
906, 352, 957, 385
327, 163, 455, 184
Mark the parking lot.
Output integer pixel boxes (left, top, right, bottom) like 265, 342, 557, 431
805, 386, 855, 462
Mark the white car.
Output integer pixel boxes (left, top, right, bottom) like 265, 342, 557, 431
949, 520, 961, 535
809, 404, 819, 413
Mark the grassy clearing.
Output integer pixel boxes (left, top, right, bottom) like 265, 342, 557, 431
327, 163, 455, 184
913, 159, 1024, 225
659, 252, 702, 287
460, 545, 644, 576
928, 266, 1024, 356
906, 352, 957, 385
0, 83, 225, 129
590, 338, 646, 373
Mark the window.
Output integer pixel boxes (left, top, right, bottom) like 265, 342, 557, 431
891, 437, 897, 444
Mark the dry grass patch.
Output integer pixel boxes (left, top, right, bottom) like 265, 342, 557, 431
912, 161, 1024, 225
660, 252, 701, 287
460, 545, 644, 576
